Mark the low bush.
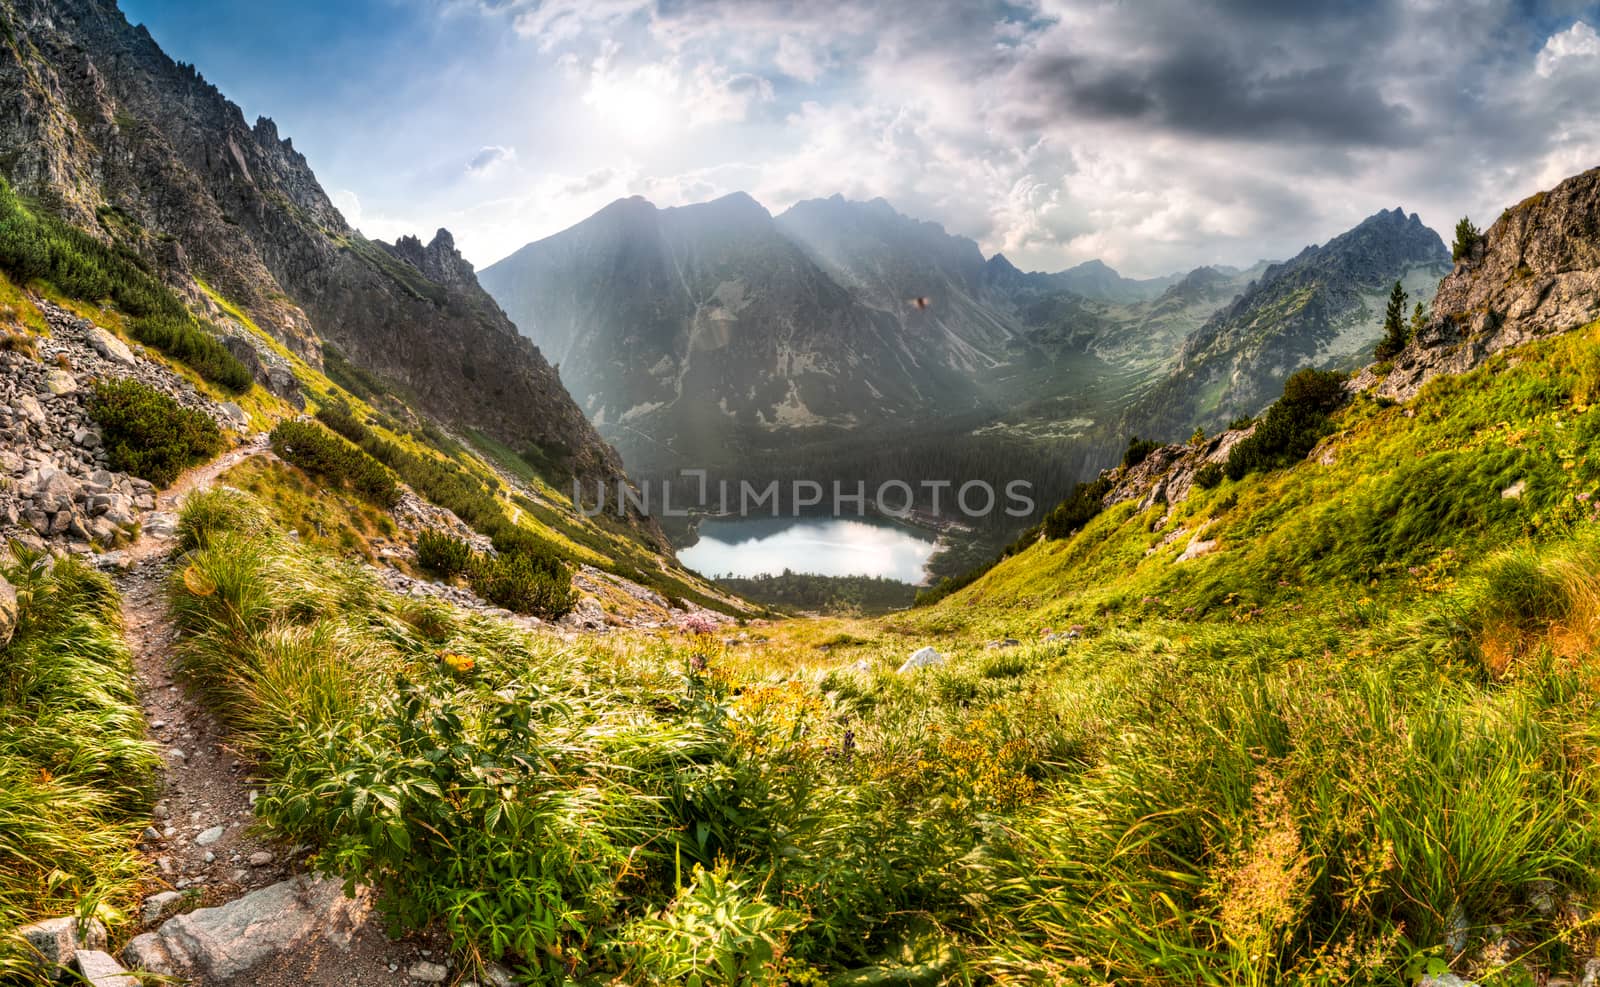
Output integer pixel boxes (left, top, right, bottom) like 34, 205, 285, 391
415, 530, 472, 578
1042, 476, 1112, 540
129, 314, 252, 393
313, 399, 370, 445
1122, 435, 1161, 469
0, 177, 251, 391
1193, 461, 1225, 489
270, 420, 400, 508
468, 548, 575, 619
89, 378, 225, 487
1224, 367, 1348, 480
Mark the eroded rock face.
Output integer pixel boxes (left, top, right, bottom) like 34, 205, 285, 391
121, 876, 373, 981
0, 302, 227, 555
1373, 166, 1600, 402
0, 0, 650, 535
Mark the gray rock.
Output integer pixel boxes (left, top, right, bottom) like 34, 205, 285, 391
195, 825, 226, 846
142, 890, 185, 925
74, 949, 138, 987
44, 368, 77, 395
1420, 975, 1478, 987
119, 933, 176, 977
0, 575, 15, 648
409, 959, 450, 982
1581, 957, 1600, 987
14, 916, 107, 974
88, 327, 137, 366
15, 393, 44, 425
131, 876, 372, 980
897, 646, 945, 674
248, 851, 274, 867
218, 402, 250, 430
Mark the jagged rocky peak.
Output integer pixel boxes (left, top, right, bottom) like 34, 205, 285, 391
388, 228, 477, 289
1372, 166, 1600, 401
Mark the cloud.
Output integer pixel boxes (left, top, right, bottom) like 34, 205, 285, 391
1537, 20, 1600, 76
331, 188, 362, 227
439, 0, 1600, 276
465, 144, 518, 177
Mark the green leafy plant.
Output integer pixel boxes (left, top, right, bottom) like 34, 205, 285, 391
1452, 215, 1482, 262
415, 530, 472, 578
89, 378, 225, 487
270, 419, 400, 508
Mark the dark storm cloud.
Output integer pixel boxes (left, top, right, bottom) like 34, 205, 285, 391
1020, 0, 1415, 148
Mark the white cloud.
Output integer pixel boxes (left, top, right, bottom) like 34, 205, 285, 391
331, 188, 362, 227
1536, 21, 1600, 78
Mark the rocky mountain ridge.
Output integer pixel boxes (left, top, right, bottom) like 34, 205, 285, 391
1119, 207, 1450, 441
0, 0, 635, 504
1099, 167, 1600, 521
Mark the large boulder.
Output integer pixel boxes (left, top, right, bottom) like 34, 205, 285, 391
14, 916, 107, 976
121, 876, 372, 981
88, 327, 137, 366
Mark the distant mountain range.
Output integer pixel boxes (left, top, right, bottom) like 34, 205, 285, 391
1121, 208, 1450, 440
482, 192, 1448, 473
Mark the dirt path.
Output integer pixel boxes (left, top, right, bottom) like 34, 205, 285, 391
115, 436, 296, 905
112, 437, 452, 985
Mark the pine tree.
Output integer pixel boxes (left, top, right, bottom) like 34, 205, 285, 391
1375, 281, 1409, 361
1452, 216, 1482, 262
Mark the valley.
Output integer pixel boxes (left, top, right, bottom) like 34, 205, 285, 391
3, 1, 1600, 986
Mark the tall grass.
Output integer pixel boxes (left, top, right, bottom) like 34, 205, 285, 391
0, 549, 157, 981
162, 487, 1600, 984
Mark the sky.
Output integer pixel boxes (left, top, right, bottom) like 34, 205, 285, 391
121, 0, 1600, 278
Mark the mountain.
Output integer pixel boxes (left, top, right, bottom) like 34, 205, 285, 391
479, 193, 992, 471
0, 0, 631, 499
1120, 207, 1450, 440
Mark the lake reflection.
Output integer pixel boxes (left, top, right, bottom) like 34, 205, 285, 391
678, 516, 937, 583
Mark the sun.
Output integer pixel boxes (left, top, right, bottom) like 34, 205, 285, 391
584, 66, 676, 145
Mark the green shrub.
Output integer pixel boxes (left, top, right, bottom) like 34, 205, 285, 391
1193, 462, 1224, 490
1224, 368, 1348, 481
89, 378, 225, 487
313, 400, 370, 445
0, 177, 251, 391
1122, 436, 1161, 469
415, 530, 472, 578
270, 420, 400, 508
468, 549, 575, 619
130, 314, 252, 393
1042, 477, 1113, 541
1452, 215, 1482, 262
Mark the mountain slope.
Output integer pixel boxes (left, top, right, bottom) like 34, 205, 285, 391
0, 0, 630, 497
480, 193, 989, 471
1122, 207, 1449, 440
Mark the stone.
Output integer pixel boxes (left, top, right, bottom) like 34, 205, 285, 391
248, 851, 274, 867
1501, 479, 1527, 499
195, 825, 226, 846
897, 646, 945, 674
136, 876, 373, 981
119, 934, 177, 977
142, 890, 185, 925
15, 916, 107, 973
984, 638, 1020, 650
1420, 975, 1478, 987
409, 960, 450, 982
218, 402, 250, 430
74, 949, 138, 987
15, 393, 45, 425
0, 575, 15, 648
1581, 958, 1600, 987
44, 368, 77, 395
88, 327, 137, 365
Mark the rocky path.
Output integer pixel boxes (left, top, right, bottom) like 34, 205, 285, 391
107, 439, 460, 986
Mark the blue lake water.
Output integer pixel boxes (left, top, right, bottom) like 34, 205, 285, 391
678, 516, 938, 583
